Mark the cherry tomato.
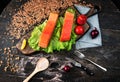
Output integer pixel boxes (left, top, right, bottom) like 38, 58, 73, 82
74, 26, 84, 35
77, 14, 87, 25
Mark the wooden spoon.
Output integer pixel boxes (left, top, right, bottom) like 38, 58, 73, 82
23, 57, 49, 82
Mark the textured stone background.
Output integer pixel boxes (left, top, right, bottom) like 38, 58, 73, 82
0, 0, 120, 82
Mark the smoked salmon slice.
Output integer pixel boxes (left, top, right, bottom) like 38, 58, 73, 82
60, 11, 74, 42
39, 13, 58, 48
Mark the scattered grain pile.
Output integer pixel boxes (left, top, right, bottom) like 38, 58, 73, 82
8, 0, 78, 39
0, 46, 20, 73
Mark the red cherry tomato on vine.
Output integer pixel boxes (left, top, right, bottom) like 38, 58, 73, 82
74, 26, 84, 35
77, 14, 87, 25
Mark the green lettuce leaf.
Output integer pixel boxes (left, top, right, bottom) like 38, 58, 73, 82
28, 8, 77, 53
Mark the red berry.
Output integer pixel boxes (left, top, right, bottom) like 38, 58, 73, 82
63, 65, 71, 72
74, 26, 84, 35
90, 27, 99, 39
77, 14, 87, 25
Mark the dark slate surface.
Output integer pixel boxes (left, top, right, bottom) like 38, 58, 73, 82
0, 0, 120, 82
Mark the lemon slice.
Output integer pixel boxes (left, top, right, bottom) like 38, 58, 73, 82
21, 39, 27, 50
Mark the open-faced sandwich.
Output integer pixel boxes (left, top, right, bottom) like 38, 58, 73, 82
15, 0, 97, 54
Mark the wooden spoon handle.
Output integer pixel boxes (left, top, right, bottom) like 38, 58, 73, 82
23, 70, 38, 82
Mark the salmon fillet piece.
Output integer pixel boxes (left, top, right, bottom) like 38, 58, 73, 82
60, 11, 74, 42
39, 13, 58, 48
